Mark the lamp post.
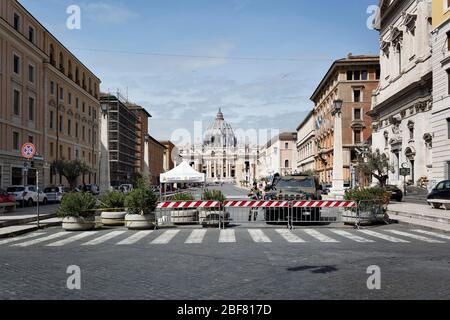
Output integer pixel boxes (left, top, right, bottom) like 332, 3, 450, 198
329, 99, 345, 199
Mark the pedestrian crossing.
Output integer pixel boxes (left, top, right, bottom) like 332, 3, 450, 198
2, 228, 449, 248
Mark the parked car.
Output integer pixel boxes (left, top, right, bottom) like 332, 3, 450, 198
79, 184, 100, 195
321, 183, 332, 195
385, 185, 403, 202
427, 180, 450, 201
0, 188, 15, 202
119, 184, 133, 194
6, 185, 48, 206
44, 186, 70, 203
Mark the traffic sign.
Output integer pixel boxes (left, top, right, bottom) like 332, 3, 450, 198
400, 168, 410, 177
22, 143, 36, 159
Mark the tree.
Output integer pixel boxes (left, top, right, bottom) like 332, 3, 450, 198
358, 149, 393, 187
52, 159, 91, 190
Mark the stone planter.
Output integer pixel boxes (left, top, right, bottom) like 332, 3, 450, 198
199, 209, 230, 228
62, 216, 96, 231
343, 207, 387, 226
101, 211, 127, 226
125, 213, 155, 230
171, 209, 198, 225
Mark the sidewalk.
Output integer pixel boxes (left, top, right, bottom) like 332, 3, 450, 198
387, 202, 450, 232
0, 204, 61, 238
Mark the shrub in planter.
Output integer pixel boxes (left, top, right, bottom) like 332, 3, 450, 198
124, 188, 158, 230
99, 191, 127, 226
57, 192, 97, 231
343, 187, 390, 225
200, 189, 228, 228
170, 193, 198, 225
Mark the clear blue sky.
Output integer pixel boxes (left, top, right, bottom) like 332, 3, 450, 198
19, 0, 380, 142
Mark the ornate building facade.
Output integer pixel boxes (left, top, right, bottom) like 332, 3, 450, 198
179, 109, 258, 184
370, 0, 433, 187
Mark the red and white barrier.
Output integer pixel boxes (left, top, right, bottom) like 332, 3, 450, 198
292, 200, 356, 208
157, 201, 221, 209
224, 200, 289, 208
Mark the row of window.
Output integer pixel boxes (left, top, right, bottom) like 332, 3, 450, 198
13, 11, 36, 44
12, 89, 35, 121
48, 111, 97, 144
346, 70, 380, 81
13, 54, 36, 83
48, 142, 96, 164
12, 131, 34, 150
49, 81, 98, 120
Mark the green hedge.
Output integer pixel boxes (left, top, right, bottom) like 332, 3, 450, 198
57, 192, 97, 218
124, 188, 158, 216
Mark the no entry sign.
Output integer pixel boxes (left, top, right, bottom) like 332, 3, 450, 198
22, 143, 36, 159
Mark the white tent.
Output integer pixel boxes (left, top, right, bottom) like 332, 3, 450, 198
160, 161, 205, 184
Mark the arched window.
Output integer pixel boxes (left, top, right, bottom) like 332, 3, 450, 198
68, 60, 72, 79
49, 44, 55, 66
75, 67, 79, 84
285, 160, 289, 168
59, 52, 64, 72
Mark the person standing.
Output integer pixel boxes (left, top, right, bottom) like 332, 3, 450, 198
248, 182, 262, 221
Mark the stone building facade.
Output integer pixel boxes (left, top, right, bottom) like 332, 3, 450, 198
311, 54, 380, 185
0, 0, 101, 189
370, 0, 433, 187
431, 0, 450, 183
258, 132, 297, 179
296, 111, 316, 174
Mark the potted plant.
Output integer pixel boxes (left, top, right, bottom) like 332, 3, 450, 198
199, 189, 228, 228
58, 192, 97, 231
170, 193, 198, 225
124, 188, 158, 230
343, 187, 390, 226
99, 191, 126, 226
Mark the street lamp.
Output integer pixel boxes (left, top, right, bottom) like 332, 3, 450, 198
333, 99, 343, 115
100, 103, 108, 117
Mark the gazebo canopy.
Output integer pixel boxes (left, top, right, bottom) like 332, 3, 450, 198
160, 161, 205, 184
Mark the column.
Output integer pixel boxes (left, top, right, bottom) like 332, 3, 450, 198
330, 110, 345, 199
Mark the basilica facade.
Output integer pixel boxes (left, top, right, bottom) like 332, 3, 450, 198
179, 109, 258, 184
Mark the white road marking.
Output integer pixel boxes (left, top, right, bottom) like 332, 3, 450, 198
387, 230, 445, 243
47, 231, 98, 247
219, 229, 236, 243
151, 230, 180, 244
358, 230, 409, 243
275, 229, 305, 243
116, 231, 153, 245
0, 232, 46, 246
248, 229, 272, 243
412, 229, 450, 241
185, 229, 207, 244
302, 229, 339, 243
13, 232, 68, 247
330, 229, 375, 243
82, 231, 126, 246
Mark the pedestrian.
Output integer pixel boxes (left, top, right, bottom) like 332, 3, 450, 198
248, 182, 262, 221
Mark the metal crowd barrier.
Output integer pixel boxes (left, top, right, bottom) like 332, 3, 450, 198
155, 199, 357, 229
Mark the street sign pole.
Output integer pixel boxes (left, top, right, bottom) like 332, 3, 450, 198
36, 168, 40, 229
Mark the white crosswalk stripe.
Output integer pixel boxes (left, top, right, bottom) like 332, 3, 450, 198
117, 231, 153, 245
358, 230, 409, 243
387, 230, 445, 243
219, 229, 236, 243
47, 231, 98, 247
151, 230, 180, 244
248, 229, 272, 243
185, 229, 207, 244
275, 229, 305, 243
12, 232, 68, 247
302, 229, 339, 243
412, 229, 450, 241
330, 230, 374, 243
0, 232, 46, 246
82, 231, 126, 246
